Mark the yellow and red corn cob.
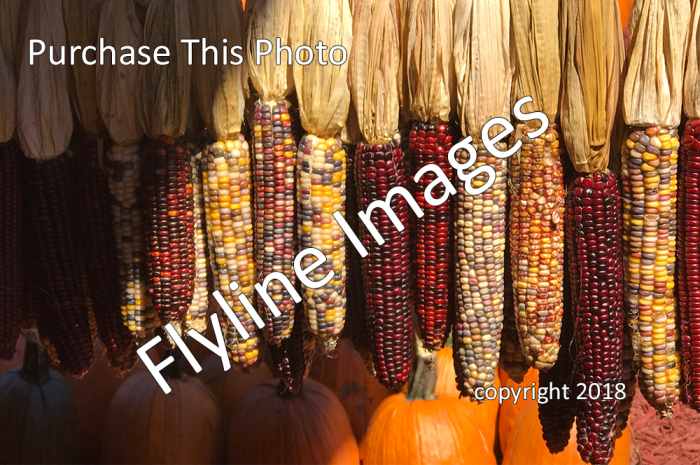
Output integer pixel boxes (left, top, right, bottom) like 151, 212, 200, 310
202, 137, 261, 370
105, 143, 157, 338
453, 140, 506, 399
253, 99, 297, 346
409, 122, 453, 351
342, 143, 374, 374
678, 118, 700, 411
143, 136, 196, 325
621, 126, 680, 417
269, 303, 316, 395
356, 138, 413, 389
509, 124, 566, 371
297, 134, 347, 353
0, 141, 23, 361
568, 172, 624, 463
74, 139, 137, 371
24, 154, 94, 377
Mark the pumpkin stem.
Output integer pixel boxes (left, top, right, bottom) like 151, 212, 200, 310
405, 334, 438, 401
161, 348, 186, 381
20, 329, 51, 383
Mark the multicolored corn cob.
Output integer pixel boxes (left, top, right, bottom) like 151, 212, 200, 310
269, 304, 316, 395
509, 123, 566, 371
105, 143, 157, 338
24, 155, 94, 377
143, 136, 196, 325
621, 126, 680, 417
567, 172, 624, 463
297, 134, 347, 353
678, 118, 700, 411
500, 233, 529, 383
616, 329, 636, 435
75, 139, 137, 371
202, 137, 261, 371
0, 142, 23, 361
253, 99, 297, 346
453, 140, 506, 400
410, 122, 453, 351
356, 137, 413, 390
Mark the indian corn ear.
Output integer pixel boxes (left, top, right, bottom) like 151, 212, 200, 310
621, 126, 680, 417
269, 304, 316, 395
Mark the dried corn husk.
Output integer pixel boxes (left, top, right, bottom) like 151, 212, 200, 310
340, 101, 363, 146
560, 0, 624, 173
189, 0, 247, 140
0, 46, 15, 143
247, 0, 294, 100
63, 0, 105, 135
453, 0, 512, 138
97, 0, 144, 146
510, 0, 561, 120
292, 0, 353, 138
684, 0, 700, 118
0, 0, 22, 69
402, 0, 456, 123
623, 0, 689, 127
349, 0, 401, 145
16, 0, 73, 160
138, 0, 192, 139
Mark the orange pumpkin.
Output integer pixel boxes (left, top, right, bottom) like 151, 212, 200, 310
309, 339, 390, 442
361, 345, 496, 465
503, 401, 631, 465
227, 378, 360, 464
498, 366, 539, 453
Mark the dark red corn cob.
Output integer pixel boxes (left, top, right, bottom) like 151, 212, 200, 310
356, 138, 414, 390
143, 136, 196, 325
409, 122, 453, 351
0, 141, 23, 361
679, 117, 700, 411
568, 172, 624, 464
74, 139, 137, 372
24, 155, 94, 377
269, 304, 316, 395
343, 144, 374, 375
252, 99, 297, 346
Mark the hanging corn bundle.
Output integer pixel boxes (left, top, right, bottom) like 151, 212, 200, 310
0, 2, 22, 361
292, 0, 353, 354
559, 1, 625, 462
349, 0, 412, 389
97, 0, 157, 339
138, 0, 196, 330
190, 0, 261, 370
509, 0, 565, 372
451, 0, 513, 401
402, 0, 456, 351
246, 0, 298, 347
621, 0, 689, 418
17, 0, 95, 377
680, 0, 700, 414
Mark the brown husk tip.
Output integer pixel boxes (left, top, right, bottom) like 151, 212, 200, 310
560, 0, 624, 174
684, 0, 700, 119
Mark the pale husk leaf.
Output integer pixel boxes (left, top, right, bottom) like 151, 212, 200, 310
16, 0, 74, 160
401, 0, 456, 123
560, 0, 624, 173
510, 0, 561, 120
623, 0, 689, 127
97, 0, 144, 146
684, 0, 700, 118
0, 0, 22, 69
292, 0, 353, 138
340, 101, 363, 145
138, 0, 192, 139
246, 0, 294, 99
189, 0, 247, 140
349, 0, 401, 144
453, 0, 513, 138
0, 49, 16, 143
63, 0, 105, 135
